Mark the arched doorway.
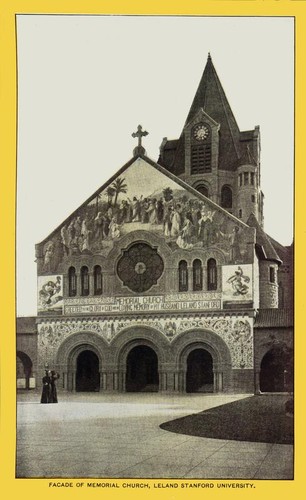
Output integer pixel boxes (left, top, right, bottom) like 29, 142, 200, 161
186, 348, 213, 393
76, 350, 100, 392
17, 351, 33, 390
126, 346, 159, 392
260, 346, 293, 392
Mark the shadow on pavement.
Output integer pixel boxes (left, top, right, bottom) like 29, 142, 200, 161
160, 395, 293, 444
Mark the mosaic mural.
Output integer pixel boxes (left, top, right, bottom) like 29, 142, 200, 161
37, 275, 63, 314
38, 159, 251, 274
37, 314, 253, 369
222, 264, 253, 302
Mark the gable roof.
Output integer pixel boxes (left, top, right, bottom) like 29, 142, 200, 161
38, 153, 249, 246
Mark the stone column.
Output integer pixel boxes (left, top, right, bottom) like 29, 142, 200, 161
63, 372, 68, 390
99, 371, 103, 391
102, 372, 107, 391
188, 265, 193, 292
89, 272, 94, 296
218, 372, 223, 392
122, 371, 126, 392
180, 370, 186, 393
213, 370, 218, 392
72, 370, 76, 392
158, 371, 163, 391
254, 370, 261, 394
113, 371, 119, 391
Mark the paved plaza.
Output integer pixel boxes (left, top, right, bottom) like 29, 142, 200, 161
16, 392, 293, 480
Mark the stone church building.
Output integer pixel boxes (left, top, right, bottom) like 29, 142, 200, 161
17, 54, 293, 395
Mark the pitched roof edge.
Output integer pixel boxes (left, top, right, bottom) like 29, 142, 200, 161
38, 153, 250, 246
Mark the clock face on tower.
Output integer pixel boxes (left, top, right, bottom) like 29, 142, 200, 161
193, 123, 209, 141
117, 242, 164, 293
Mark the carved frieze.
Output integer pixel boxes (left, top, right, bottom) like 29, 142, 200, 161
38, 313, 253, 369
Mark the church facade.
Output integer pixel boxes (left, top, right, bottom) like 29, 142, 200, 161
17, 55, 293, 395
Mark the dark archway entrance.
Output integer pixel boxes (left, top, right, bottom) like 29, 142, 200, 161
126, 346, 159, 392
186, 348, 213, 393
17, 351, 33, 390
76, 350, 100, 392
260, 347, 293, 392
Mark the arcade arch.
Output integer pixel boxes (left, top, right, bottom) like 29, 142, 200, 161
17, 351, 33, 390
173, 330, 232, 393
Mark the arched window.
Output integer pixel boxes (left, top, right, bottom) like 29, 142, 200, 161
68, 267, 77, 297
193, 259, 203, 291
207, 258, 217, 291
179, 260, 188, 292
221, 185, 233, 209
81, 266, 89, 296
196, 184, 209, 198
94, 265, 103, 295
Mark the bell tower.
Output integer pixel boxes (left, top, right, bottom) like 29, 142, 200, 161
158, 53, 264, 226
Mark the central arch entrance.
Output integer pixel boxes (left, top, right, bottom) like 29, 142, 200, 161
76, 350, 100, 392
186, 348, 213, 393
126, 345, 159, 392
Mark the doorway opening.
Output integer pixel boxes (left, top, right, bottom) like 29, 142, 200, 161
186, 348, 213, 393
126, 345, 159, 392
260, 347, 293, 392
16, 351, 33, 389
76, 350, 100, 392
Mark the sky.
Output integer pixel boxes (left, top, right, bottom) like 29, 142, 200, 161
16, 15, 294, 316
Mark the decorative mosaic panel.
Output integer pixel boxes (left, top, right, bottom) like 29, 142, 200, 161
38, 313, 253, 369
37, 275, 63, 315
37, 159, 252, 274
222, 264, 253, 302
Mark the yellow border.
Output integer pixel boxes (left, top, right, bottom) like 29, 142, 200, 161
0, 1, 304, 499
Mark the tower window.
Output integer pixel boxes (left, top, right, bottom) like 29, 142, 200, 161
244, 172, 249, 185
250, 173, 255, 185
251, 195, 255, 203
81, 266, 89, 296
94, 265, 102, 295
207, 258, 217, 291
193, 259, 203, 291
269, 267, 276, 283
221, 185, 233, 209
238, 209, 242, 218
179, 260, 188, 292
191, 145, 212, 174
196, 184, 209, 197
68, 267, 77, 297
239, 174, 242, 187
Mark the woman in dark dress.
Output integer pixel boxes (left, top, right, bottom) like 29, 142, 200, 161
40, 370, 51, 404
50, 371, 60, 403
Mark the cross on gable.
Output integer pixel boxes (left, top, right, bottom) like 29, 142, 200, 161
132, 124, 148, 156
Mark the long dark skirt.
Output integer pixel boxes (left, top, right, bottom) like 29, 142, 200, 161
50, 383, 58, 403
41, 383, 51, 404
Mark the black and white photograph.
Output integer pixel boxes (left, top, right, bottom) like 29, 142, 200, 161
16, 15, 294, 480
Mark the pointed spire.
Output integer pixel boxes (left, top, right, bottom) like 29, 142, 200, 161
183, 55, 241, 170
